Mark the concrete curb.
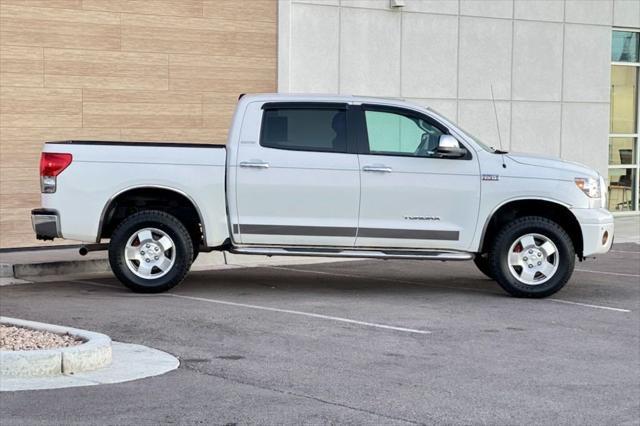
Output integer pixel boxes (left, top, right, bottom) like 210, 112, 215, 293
0, 263, 12, 278
1, 259, 110, 280
0, 249, 356, 283
1, 342, 179, 392
0, 317, 112, 377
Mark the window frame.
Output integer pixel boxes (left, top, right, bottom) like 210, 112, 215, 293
609, 28, 640, 214
259, 102, 354, 154
355, 104, 473, 160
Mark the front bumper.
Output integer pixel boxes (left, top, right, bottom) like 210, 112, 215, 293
571, 207, 614, 257
31, 208, 61, 241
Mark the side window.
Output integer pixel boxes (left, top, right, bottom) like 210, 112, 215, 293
364, 110, 446, 157
261, 107, 347, 153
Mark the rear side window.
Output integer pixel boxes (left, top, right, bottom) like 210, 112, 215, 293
260, 107, 348, 153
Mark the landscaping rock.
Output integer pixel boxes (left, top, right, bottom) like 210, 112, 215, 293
0, 324, 83, 351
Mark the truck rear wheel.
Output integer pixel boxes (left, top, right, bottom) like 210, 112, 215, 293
108, 210, 194, 293
488, 216, 575, 298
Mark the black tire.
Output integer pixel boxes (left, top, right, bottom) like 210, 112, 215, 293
108, 210, 194, 293
190, 228, 203, 262
191, 240, 200, 262
488, 216, 575, 298
473, 254, 494, 279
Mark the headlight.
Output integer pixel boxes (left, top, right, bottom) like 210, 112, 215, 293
575, 177, 601, 198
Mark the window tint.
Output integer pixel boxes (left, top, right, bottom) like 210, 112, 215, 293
612, 31, 639, 63
261, 108, 347, 152
364, 110, 446, 157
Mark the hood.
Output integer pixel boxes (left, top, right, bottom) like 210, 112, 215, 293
505, 152, 599, 178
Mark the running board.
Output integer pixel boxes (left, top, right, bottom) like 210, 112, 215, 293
230, 246, 473, 261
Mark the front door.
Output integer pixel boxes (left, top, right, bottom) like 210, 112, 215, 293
355, 105, 481, 250
234, 102, 360, 247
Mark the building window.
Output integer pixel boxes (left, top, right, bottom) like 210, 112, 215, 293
609, 30, 640, 212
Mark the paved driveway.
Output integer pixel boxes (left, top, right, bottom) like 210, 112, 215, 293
1, 243, 639, 425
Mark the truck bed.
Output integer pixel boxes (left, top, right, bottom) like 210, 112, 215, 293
42, 140, 228, 246
48, 140, 226, 148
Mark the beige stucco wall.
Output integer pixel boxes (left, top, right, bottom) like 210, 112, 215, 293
0, 0, 277, 248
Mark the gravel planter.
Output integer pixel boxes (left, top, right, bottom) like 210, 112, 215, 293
1, 324, 83, 351
0, 317, 112, 377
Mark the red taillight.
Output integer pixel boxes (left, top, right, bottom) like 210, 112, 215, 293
40, 153, 72, 177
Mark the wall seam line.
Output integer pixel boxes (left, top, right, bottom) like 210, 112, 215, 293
455, 0, 461, 123
338, 0, 342, 94
399, 7, 403, 97
509, 1, 515, 150
559, 0, 567, 158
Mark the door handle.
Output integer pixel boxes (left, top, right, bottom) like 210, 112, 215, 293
240, 161, 270, 169
362, 165, 392, 173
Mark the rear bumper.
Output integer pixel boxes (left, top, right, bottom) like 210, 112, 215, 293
31, 208, 61, 241
571, 208, 614, 257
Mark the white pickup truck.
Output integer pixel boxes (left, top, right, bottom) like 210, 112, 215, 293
32, 94, 614, 298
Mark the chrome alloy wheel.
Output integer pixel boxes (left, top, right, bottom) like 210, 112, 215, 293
507, 233, 559, 285
124, 227, 176, 279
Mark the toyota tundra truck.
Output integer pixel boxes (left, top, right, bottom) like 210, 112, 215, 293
32, 94, 614, 297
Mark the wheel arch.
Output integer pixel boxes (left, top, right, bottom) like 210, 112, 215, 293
479, 198, 584, 258
97, 185, 207, 246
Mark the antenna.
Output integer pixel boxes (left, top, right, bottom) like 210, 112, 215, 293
490, 84, 507, 168
490, 84, 503, 152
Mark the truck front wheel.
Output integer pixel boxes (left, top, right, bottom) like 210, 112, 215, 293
108, 210, 194, 293
489, 216, 575, 298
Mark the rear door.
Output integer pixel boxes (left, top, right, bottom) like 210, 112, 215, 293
355, 104, 481, 250
234, 102, 360, 247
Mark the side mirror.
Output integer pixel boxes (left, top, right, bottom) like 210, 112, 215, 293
436, 135, 466, 158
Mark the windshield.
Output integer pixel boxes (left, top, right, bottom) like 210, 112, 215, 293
453, 124, 503, 153
425, 107, 504, 153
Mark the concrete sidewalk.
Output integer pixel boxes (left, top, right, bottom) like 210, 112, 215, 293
613, 215, 640, 243
1, 215, 637, 282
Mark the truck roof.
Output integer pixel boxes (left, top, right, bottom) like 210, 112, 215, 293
239, 93, 420, 108
237, 93, 457, 131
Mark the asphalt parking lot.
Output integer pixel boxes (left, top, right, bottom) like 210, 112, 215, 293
1, 243, 639, 425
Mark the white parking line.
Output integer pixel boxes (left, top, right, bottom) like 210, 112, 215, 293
575, 269, 640, 278
265, 265, 497, 294
167, 293, 431, 335
268, 266, 633, 313
548, 299, 631, 313
75, 264, 634, 318
73, 280, 430, 335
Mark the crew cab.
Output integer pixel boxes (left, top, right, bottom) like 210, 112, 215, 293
32, 94, 614, 297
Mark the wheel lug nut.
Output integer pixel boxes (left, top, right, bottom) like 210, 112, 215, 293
154, 256, 159, 260
528, 264, 533, 268
537, 261, 542, 266
528, 250, 533, 254
145, 259, 151, 263
146, 244, 150, 248
523, 256, 528, 261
